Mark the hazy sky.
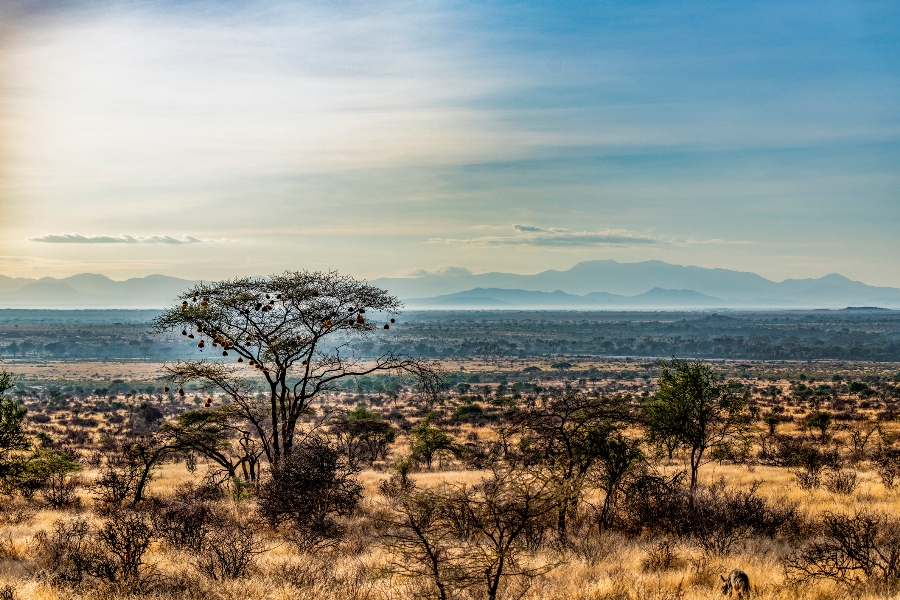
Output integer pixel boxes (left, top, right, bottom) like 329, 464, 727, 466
1, 0, 898, 285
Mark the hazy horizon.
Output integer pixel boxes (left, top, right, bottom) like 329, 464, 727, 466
0, 257, 897, 289
1, 1, 897, 286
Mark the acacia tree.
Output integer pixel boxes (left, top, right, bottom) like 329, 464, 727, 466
644, 358, 752, 491
160, 405, 264, 481
514, 390, 633, 540
153, 271, 440, 466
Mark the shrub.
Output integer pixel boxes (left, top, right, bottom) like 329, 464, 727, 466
33, 511, 154, 590
451, 403, 485, 422
257, 436, 362, 547
618, 477, 799, 554
32, 518, 96, 585
92, 510, 154, 588
874, 447, 900, 488
194, 523, 264, 580
92, 459, 141, 508
823, 469, 859, 495
642, 539, 679, 572
785, 512, 900, 589
148, 495, 222, 552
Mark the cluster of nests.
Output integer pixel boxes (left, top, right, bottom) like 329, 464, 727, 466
162, 385, 215, 407
181, 325, 236, 357
175, 301, 400, 371
181, 295, 210, 310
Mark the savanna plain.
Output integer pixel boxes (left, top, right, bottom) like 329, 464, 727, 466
0, 305, 899, 600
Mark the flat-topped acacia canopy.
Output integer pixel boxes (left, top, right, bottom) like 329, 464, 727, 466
153, 270, 441, 465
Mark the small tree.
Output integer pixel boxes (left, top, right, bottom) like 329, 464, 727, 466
153, 271, 441, 467
331, 406, 397, 468
593, 431, 643, 532
644, 359, 752, 491
0, 370, 28, 465
382, 468, 559, 600
806, 411, 832, 442
409, 413, 460, 470
515, 390, 633, 539
160, 405, 264, 481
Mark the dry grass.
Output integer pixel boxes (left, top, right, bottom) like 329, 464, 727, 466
1, 359, 899, 599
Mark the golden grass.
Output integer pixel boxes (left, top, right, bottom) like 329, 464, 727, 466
2, 358, 899, 599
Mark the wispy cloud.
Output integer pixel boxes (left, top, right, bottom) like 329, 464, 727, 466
429, 225, 667, 248
429, 225, 750, 248
28, 234, 207, 244
400, 265, 474, 277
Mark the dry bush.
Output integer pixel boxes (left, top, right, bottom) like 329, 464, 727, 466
41, 473, 81, 509
618, 477, 800, 555
258, 436, 362, 549
147, 495, 223, 552
92, 458, 141, 508
193, 522, 264, 580
641, 539, 679, 572
32, 517, 96, 585
381, 468, 559, 600
873, 446, 900, 488
91, 509, 155, 589
785, 511, 900, 590
33, 510, 154, 591
823, 468, 858, 495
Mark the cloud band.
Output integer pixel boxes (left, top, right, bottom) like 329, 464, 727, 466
29, 234, 206, 244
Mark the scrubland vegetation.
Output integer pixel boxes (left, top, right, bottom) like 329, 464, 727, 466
0, 274, 899, 599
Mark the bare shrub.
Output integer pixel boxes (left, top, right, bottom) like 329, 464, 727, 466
642, 539, 679, 572
91, 510, 154, 589
381, 468, 559, 600
148, 495, 222, 552
793, 468, 821, 490
33, 511, 154, 590
823, 468, 859, 495
41, 473, 81, 509
91, 459, 141, 508
194, 523, 264, 580
785, 511, 900, 589
873, 446, 900, 488
32, 518, 95, 585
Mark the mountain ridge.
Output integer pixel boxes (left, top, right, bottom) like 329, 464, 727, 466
1, 260, 898, 309
376, 260, 900, 308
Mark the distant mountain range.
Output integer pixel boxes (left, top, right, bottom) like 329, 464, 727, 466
1, 260, 898, 309
0, 274, 198, 309
407, 287, 737, 309
374, 260, 900, 309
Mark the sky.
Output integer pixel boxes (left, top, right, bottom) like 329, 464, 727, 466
0, 0, 897, 286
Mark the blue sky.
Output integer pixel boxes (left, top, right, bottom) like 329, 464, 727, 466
0, 0, 897, 285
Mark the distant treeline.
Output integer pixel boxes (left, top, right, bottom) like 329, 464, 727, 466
1, 309, 899, 362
